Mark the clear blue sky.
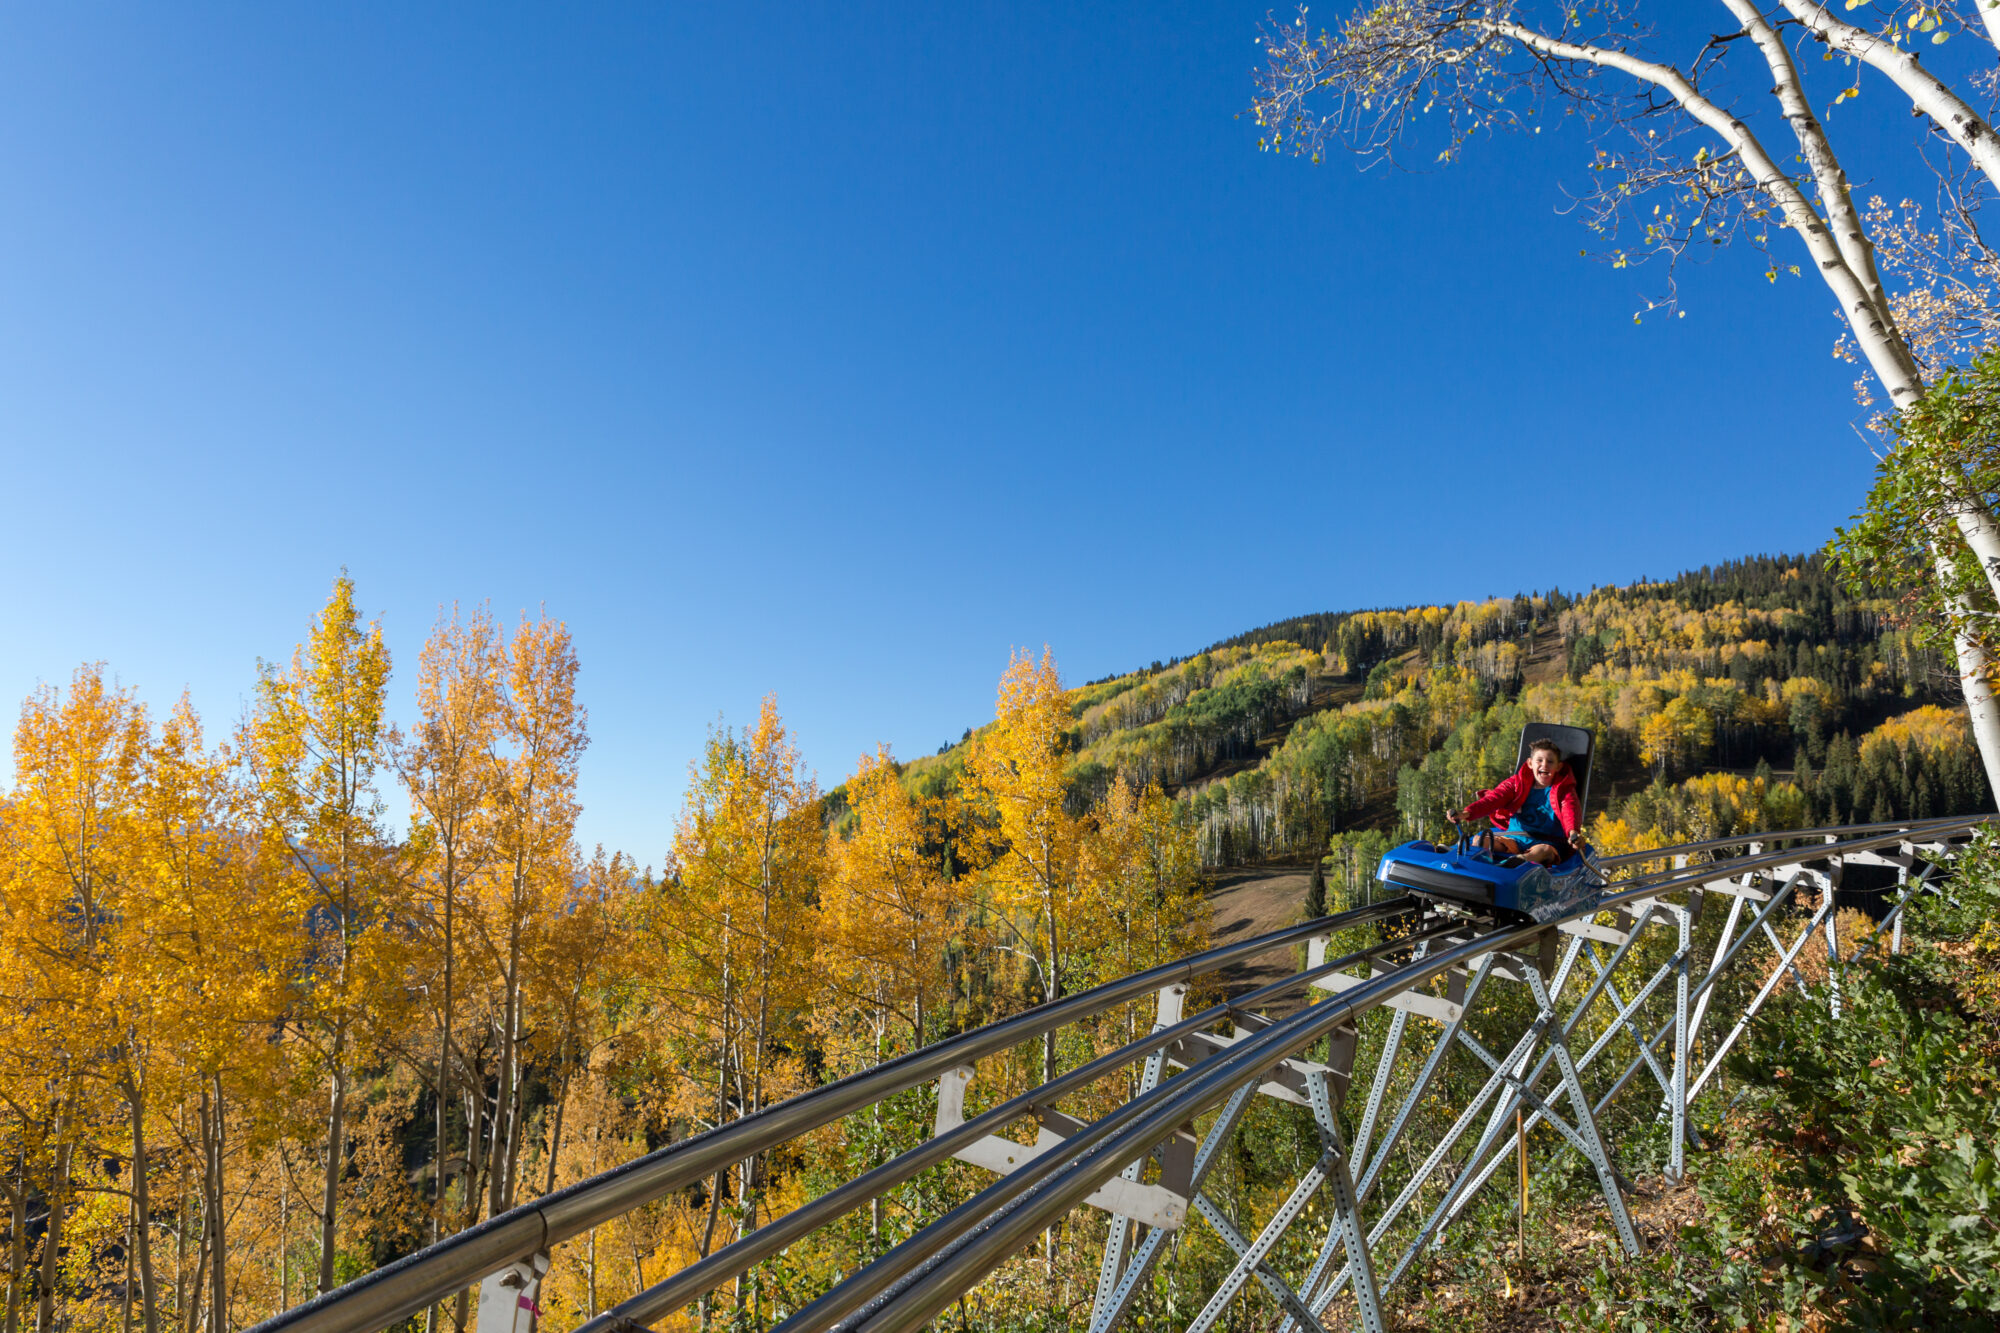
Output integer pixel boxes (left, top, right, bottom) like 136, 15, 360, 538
0, 4, 1908, 864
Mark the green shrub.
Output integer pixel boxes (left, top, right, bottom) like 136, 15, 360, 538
1579, 834, 2000, 1330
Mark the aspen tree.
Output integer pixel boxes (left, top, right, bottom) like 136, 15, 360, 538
246, 577, 398, 1294
819, 748, 956, 1246
471, 614, 586, 1218
128, 700, 231, 1333
1090, 777, 1206, 982
819, 746, 955, 1063
645, 697, 820, 1323
531, 847, 628, 1203
398, 606, 504, 1269
4, 665, 147, 1333
959, 649, 1108, 1086
136, 697, 299, 1333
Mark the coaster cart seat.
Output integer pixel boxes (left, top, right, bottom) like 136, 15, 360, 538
1375, 723, 1605, 925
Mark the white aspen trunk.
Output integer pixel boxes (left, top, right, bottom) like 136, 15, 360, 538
121, 1206, 134, 1333
8, 1155, 29, 1333
173, 1111, 189, 1332
1041, 886, 1058, 1088
480, 852, 520, 1216
35, 1127, 71, 1333
746, 821, 774, 1249
1952, 502, 2000, 602
499, 1074, 526, 1214
184, 1218, 207, 1333
542, 1076, 569, 1199
434, 836, 457, 1247
203, 1079, 226, 1333
1726, 1, 1894, 314
125, 1072, 160, 1333
317, 1026, 347, 1295
1941, 551, 2000, 804
450, 1084, 480, 1333
1979, 0, 2000, 56
1783, 3, 2000, 196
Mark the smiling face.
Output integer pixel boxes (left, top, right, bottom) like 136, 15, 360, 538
1527, 745, 1563, 785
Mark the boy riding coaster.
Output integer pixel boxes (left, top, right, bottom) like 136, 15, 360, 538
1446, 738, 1583, 867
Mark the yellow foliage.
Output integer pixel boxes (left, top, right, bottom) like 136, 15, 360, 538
1639, 696, 1714, 774
1780, 676, 1834, 707
1862, 703, 1970, 760
818, 745, 958, 1066
651, 695, 824, 1131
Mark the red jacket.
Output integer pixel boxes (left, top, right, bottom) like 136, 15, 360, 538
1464, 761, 1581, 839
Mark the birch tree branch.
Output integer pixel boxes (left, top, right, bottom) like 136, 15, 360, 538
1782, 2, 2000, 196
1486, 16, 1928, 404
1723, 1, 1895, 317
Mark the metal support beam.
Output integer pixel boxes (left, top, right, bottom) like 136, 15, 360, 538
1085, 1081, 1258, 1333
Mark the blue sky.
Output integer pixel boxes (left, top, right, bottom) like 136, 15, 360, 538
0, 3, 1919, 863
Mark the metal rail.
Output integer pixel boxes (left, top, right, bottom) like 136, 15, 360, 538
250, 814, 1987, 1333
253, 901, 1417, 1333
834, 817, 1984, 1332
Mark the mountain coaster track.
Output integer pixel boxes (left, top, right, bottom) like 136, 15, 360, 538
252, 814, 1988, 1333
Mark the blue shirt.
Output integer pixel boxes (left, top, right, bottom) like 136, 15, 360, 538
1507, 783, 1565, 844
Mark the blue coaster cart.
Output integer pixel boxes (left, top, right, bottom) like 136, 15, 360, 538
1375, 722, 1606, 924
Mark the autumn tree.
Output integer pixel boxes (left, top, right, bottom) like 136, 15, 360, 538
245, 575, 401, 1294
1251, 0, 2000, 794
1087, 776, 1207, 1080
527, 847, 630, 1203
958, 649, 1105, 1085
818, 745, 957, 1067
1, 665, 146, 1333
130, 695, 296, 1333
1090, 775, 1206, 981
638, 696, 821, 1321
465, 613, 587, 1221
396, 604, 504, 1313
1640, 696, 1716, 778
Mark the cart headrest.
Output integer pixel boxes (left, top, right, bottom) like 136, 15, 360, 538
1518, 722, 1594, 818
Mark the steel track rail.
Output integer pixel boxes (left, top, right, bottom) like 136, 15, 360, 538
251, 814, 1982, 1333
831, 816, 1988, 1333
711, 918, 1469, 1333
248, 901, 1417, 1333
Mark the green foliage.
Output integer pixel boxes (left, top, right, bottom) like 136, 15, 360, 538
1831, 343, 2000, 653
1319, 829, 1391, 914
1563, 840, 2000, 1331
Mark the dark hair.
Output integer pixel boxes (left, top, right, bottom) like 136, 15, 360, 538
1528, 738, 1565, 760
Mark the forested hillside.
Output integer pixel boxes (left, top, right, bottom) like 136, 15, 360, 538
923, 554, 1984, 871
0, 552, 1986, 1333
